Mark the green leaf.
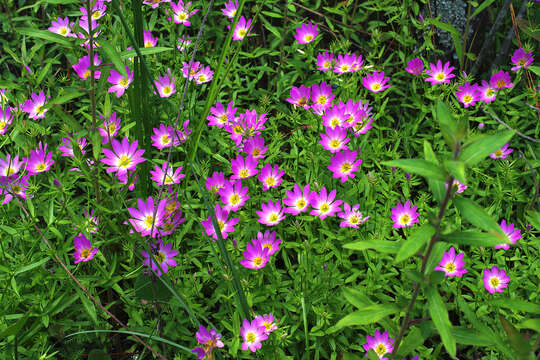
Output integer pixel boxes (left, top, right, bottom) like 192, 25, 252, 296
499, 315, 531, 358
395, 224, 435, 263
453, 197, 506, 238
458, 130, 515, 166
0, 307, 33, 339
525, 210, 540, 231
442, 231, 505, 247
78, 291, 98, 325
382, 159, 447, 181
423, 140, 445, 203
427, 286, 456, 357
427, 19, 463, 69
119, 46, 174, 60
0, 225, 17, 235
471, 0, 496, 18
343, 240, 400, 254
517, 319, 540, 333
48, 90, 85, 107
443, 160, 466, 185
452, 327, 496, 346
424, 242, 447, 275
15, 27, 73, 47
335, 304, 399, 327
490, 299, 540, 314
434, 100, 458, 150
14, 257, 50, 275
99, 39, 127, 77
528, 66, 540, 77
396, 327, 424, 356
343, 288, 372, 309
134, 273, 172, 302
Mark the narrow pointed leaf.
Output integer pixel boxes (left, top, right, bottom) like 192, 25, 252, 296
99, 38, 127, 77
423, 140, 445, 203
335, 304, 399, 327
382, 159, 447, 181
443, 160, 466, 185
434, 99, 458, 150
458, 130, 515, 165
395, 224, 435, 263
452, 327, 496, 346
490, 299, 540, 314
343, 240, 400, 254
499, 315, 531, 357
453, 197, 506, 237
427, 286, 456, 357
396, 327, 424, 356
16, 27, 73, 47
517, 319, 540, 333
343, 288, 372, 309
442, 231, 507, 247
120, 47, 173, 59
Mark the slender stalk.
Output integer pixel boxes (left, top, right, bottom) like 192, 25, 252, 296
461, 1, 472, 72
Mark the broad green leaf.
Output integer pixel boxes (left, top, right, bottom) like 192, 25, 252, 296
396, 327, 424, 356
453, 197, 506, 237
442, 231, 506, 247
16, 27, 73, 47
424, 242, 447, 275
99, 39, 127, 77
443, 160, 466, 185
0, 225, 17, 235
491, 299, 540, 314
452, 327, 496, 346
434, 100, 458, 150
14, 257, 50, 275
343, 288, 372, 309
517, 319, 540, 333
120, 47, 174, 59
458, 130, 515, 165
335, 304, 399, 327
395, 224, 435, 263
343, 240, 400, 254
499, 315, 531, 358
48, 90, 85, 107
427, 286, 456, 357
382, 159, 447, 182
423, 140, 445, 203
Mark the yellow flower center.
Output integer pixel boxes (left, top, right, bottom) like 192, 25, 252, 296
80, 248, 91, 259
145, 41, 154, 48
298, 97, 307, 106
230, 194, 240, 205
238, 29, 247, 38
317, 96, 327, 105
60, 27, 68, 35
263, 243, 272, 252
269, 213, 279, 222
253, 257, 263, 266
323, 61, 330, 68
330, 118, 340, 127
177, 12, 187, 21
435, 73, 445, 81
144, 215, 154, 229
349, 215, 359, 224
264, 322, 272, 331
518, 59, 526, 66
233, 125, 243, 135
36, 163, 46, 172
496, 80, 505, 87
246, 332, 256, 342
218, 220, 225, 231
189, 69, 196, 76
219, 113, 228, 123
108, 124, 116, 134
198, 75, 206, 83
463, 95, 472, 103
296, 199, 306, 209
304, 34, 313, 42
265, 177, 276, 186
83, 70, 91, 79
375, 343, 387, 356
320, 203, 330, 213
330, 139, 341, 148
341, 65, 349, 72
7, 168, 16, 175
165, 202, 177, 214
239, 169, 250, 178
445, 262, 456, 273
12, 184, 21, 193
35, 105, 45, 115
120, 78, 129, 87
92, 10, 101, 19
489, 277, 500, 288
118, 155, 131, 168
164, 175, 174, 184
163, 222, 174, 232
494, 149, 503, 157
371, 83, 381, 91
400, 214, 410, 225
340, 162, 352, 173
252, 148, 261, 157
162, 86, 172, 94
0, 122, 6, 131
486, 89, 494, 97
161, 134, 171, 145
156, 251, 166, 263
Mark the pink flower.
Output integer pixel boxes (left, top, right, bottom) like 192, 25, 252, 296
286, 85, 311, 109
128, 197, 168, 238
101, 136, 145, 176
205, 171, 227, 193
316, 51, 335, 71
240, 318, 268, 352
98, 112, 121, 144
26, 142, 54, 175
143, 0, 171, 8
327, 148, 362, 182
201, 203, 239, 240
73, 54, 102, 81
425, 60, 455, 84
489, 143, 513, 159
283, 184, 310, 215
434, 247, 467, 277
141, 239, 179, 276
334, 53, 363, 74
230, 154, 258, 180
391, 200, 419, 228
194, 65, 213, 84
22, 91, 48, 120
221, 0, 239, 18
490, 70, 514, 89
143, 29, 158, 47
73, 233, 98, 263
322, 104, 347, 129
107, 66, 133, 97
511, 47, 534, 72
338, 203, 369, 228
169, 1, 198, 26
310, 82, 334, 114
242, 136, 268, 159
362, 71, 390, 93
256, 200, 286, 226
191, 325, 224, 360
294, 22, 318, 44
478, 80, 497, 103
456, 81, 480, 108
154, 69, 176, 97
240, 239, 270, 270
254, 314, 279, 335
232, 16, 252, 41
255, 230, 281, 256
48, 17, 75, 37
494, 219, 521, 250
151, 124, 183, 149
483, 266, 510, 294
319, 126, 350, 153
405, 57, 424, 75
207, 101, 237, 128
150, 162, 185, 186
0, 106, 13, 135
309, 186, 342, 220
0, 154, 25, 177
258, 163, 285, 191
219, 180, 249, 212
362, 329, 394, 360
58, 136, 88, 157
445, 179, 467, 194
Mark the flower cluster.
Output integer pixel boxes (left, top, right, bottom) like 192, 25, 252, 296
240, 230, 281, 269
315, 52, 363, 73
240, 314, 278, 352
181, 61, 214, 84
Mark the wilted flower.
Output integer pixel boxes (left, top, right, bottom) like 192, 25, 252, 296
205, 171, 227, 193
405, 57, 423, 75
98, 112, 121, 144
286, 85, 311, 109
242, 136, 268, 159
150, 162, 185, 186
73, 54, 102, 80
